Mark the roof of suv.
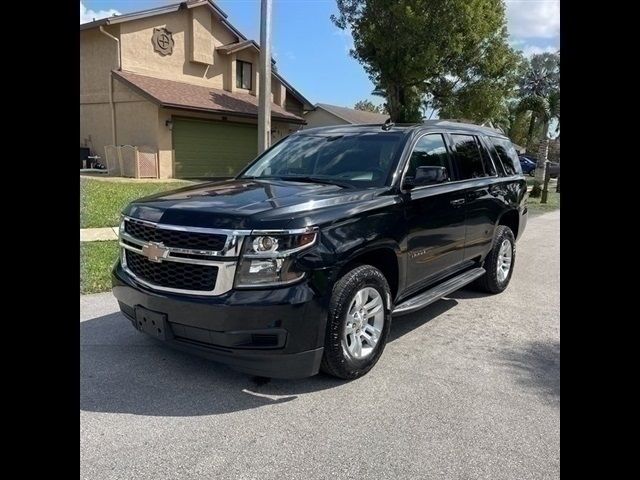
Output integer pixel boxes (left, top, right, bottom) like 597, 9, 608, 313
300, 120, 508, 138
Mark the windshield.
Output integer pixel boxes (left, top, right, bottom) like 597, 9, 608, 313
240, 132, 407, 188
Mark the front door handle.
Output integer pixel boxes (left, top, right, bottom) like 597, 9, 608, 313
450, 198, 465, 207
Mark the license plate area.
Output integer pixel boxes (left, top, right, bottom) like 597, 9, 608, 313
134, 306, 171, 340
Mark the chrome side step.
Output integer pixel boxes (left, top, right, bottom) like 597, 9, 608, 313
392, 267, 486, 316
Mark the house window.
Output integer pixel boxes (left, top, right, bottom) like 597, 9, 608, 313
236, 61, 252, 90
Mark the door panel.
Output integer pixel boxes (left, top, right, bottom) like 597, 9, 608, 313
447, 133, 500, 261
402, 133, 467, 292
461, 179, 504, 260
404, 183, 467, 293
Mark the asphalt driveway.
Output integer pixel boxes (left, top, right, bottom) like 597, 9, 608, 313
80, 210, 560, 480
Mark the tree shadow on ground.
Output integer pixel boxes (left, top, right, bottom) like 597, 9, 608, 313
498, 340, 560, 405
80, 299, 456, 417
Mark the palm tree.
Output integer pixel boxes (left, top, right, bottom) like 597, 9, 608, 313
516, 94, 549, 152
516, 52, 560, 197
516, 93, 559, 197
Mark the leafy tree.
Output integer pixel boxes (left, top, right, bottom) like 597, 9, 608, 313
354, 99, 386, 114
332, 0, 519, 123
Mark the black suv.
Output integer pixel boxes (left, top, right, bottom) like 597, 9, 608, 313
112, 121, 527, 379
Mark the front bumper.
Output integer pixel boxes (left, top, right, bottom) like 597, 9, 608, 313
112, 262, 328, 378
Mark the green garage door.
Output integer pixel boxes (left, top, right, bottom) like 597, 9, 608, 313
173, 118, 258, 178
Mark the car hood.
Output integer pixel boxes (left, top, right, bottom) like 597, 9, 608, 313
123, 178, 394, 230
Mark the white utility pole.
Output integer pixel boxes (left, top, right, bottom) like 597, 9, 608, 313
257, 0, 272, 153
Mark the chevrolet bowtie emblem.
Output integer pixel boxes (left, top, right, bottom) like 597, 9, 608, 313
141, 242, 169, 263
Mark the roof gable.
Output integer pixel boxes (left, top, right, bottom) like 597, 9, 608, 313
315, 103, 389, 124
80, 0, 313, 109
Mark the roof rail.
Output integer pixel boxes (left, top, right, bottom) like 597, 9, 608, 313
381, 118, 394, 131
437, 118, 505, 135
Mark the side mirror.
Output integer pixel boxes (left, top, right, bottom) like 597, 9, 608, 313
405, 166, 449, 188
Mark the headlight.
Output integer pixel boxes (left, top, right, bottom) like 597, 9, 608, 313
234, 230, 317, 287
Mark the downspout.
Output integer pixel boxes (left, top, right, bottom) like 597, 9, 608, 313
99, 26, 120, 146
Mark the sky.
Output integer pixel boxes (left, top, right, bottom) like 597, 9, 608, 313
80, 0, 560, 109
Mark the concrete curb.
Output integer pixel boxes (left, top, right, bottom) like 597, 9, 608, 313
81, 227, 119, 242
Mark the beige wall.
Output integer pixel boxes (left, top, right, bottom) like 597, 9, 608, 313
271, 122, 302, 143
80, 26, 119, 104
80, 103, 112, 156
189, 6, 214, 65
119, 9, 236, 90
115, 101, 158, 147
157, 108, 174, 179
285, 95, 304, 117
80, 26, 120, 155
303, 109, 347, 129
272, 78, 286, 107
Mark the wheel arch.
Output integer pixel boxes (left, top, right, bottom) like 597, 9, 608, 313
336, 244, 401, 303
496, 208, 520, 239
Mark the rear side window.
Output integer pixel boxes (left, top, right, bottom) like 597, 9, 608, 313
477, 137, 497, 176
489, 137, 522, 176
450, 134, 488, 179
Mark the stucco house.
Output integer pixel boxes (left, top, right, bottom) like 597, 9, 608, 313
304, 103, 389, 129
80, 0, 313, 179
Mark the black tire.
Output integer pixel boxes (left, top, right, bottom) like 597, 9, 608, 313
474, 225, 516, 294
529, 170, 535, 177
320, 265, 392, 380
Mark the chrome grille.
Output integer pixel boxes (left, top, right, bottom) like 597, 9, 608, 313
124, 219, 226, 251
119, 216, 246, 296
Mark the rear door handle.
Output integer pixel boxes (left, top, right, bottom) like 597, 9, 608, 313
466, 189, 486, 200
450, 198, 465, 206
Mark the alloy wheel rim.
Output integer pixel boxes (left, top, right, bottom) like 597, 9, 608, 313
342, 287, 385, 360
496, 239, 513, 283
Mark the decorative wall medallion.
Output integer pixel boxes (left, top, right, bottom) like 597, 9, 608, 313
152, 27, 174, 56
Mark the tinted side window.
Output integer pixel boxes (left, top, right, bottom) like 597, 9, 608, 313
489, 137, 522, 176
478, 137, 497, 176
406, 134, 451, 179
450, 134, 487, 179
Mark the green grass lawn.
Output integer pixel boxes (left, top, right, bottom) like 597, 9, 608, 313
525, 177, 560, 215
80, 241, 119, 294
80, 178, 194, 228
526, 189, 560, 215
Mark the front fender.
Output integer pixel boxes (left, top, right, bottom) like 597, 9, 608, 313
297, 202, 406, 297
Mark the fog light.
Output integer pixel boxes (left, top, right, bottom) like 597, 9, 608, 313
249, 259, 282, 274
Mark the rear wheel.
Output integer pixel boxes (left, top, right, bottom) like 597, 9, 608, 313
474, 225, 516, 294
320, 265, 391, 379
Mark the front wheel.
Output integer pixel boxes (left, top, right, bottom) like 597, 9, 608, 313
320, 265, 391, 379
474, 225, 516, 294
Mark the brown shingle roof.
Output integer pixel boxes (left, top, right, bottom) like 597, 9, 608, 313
113, 70, 305, 123
315, 103, 389, 124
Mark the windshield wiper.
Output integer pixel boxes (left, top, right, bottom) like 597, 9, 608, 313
268, 175, 353, 189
